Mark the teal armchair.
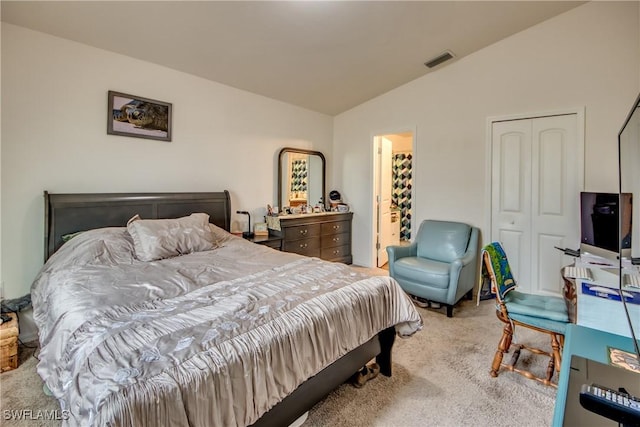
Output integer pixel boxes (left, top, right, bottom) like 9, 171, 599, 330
386, 220, 479, 317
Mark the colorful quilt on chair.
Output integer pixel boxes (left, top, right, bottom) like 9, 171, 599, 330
481, 242, 516, 301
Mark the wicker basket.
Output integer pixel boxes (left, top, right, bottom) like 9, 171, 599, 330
0, 313, 19, 373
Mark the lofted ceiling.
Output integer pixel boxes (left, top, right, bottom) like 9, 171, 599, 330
1, 1, 584, 115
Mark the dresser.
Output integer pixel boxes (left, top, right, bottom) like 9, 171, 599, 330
269, 212, 353, 264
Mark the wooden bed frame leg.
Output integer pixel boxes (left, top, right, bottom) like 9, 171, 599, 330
376, 327, 396, 377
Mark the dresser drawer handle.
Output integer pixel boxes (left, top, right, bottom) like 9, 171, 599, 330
333, 250, 340, 255
299, 243, 308, 249
333, 237, 340, 242
299, 229, 308, 235
333, 225, 340, 230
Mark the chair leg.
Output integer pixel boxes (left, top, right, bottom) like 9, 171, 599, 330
491, 321, 513, 377
545, 352, 555, 383
446, 305, 453, 318
550, 333, 562, 376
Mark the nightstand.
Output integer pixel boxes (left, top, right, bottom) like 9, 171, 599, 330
245, 234, 282, 250
0, 312, 19, 373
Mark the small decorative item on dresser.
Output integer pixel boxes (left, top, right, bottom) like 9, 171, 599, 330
0, 312, 19, 373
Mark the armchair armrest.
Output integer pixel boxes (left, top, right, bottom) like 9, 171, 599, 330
459, 227, 479, 266
386, 243, 417, 263
447, 227, 480, 300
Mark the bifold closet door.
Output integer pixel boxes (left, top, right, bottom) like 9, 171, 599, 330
491, 114, 580, 295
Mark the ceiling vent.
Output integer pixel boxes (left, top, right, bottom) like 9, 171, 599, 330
424, 50, 455, 69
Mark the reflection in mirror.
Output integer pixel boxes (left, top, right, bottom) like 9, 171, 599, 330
278, 148, 326, 211
619, 94, 640, 260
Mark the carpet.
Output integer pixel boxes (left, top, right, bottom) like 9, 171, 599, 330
0, 268, 556, 426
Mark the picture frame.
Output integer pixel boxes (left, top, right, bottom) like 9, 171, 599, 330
254, 222, 269, 236
107, 91, 172, 141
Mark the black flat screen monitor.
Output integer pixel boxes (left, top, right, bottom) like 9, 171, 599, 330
580, 192, 632, 262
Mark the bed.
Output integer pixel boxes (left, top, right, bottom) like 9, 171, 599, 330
32, 191, 422, 427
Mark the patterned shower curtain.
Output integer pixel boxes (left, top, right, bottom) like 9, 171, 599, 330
290, 159, 308, 192
392, 153, 412, 240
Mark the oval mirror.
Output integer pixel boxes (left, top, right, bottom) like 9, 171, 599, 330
278, 148, 326, 210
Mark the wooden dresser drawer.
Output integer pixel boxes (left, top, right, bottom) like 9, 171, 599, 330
321, 220, 350, 235
321, 244, 350, 261
283, 238, 321, 256
283, 224, 321, 241
321, 232, 350, 249
275, 212, 353, 264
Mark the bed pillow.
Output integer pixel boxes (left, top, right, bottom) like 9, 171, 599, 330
127, 213, 217, 261
209, 222, 233, 241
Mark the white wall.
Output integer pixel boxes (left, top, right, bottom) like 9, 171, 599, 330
1, 23, 333, 298
333, 1, 640, 267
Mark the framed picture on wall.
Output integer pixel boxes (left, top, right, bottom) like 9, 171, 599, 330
107, 91, 172, 141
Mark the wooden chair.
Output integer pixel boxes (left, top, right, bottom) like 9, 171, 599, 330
481, 242, 571, 387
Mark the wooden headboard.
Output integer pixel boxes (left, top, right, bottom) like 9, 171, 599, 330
44, 191, 231, 260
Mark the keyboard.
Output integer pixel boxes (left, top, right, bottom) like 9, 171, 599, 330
580, 383, 640, 424
623, 273, 640, 288
564, 266, 593, 280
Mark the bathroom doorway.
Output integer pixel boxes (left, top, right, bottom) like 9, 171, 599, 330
372, 131, 414, 268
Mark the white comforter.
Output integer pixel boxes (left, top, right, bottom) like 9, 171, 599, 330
31, 226, 422, 427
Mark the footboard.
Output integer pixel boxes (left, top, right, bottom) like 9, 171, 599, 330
250, 326, 396, 427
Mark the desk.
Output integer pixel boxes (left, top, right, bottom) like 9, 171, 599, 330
562, 265, 640, 338
552, 324, 639, 426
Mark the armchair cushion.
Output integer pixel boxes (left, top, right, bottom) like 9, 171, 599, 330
416, 221, 471, 263
394, 257, 450, 289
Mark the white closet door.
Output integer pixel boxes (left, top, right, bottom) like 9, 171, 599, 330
492, 114, 580, 295
491, 120, 532, 289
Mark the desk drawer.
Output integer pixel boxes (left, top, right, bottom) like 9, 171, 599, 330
283, 238, 320, 257
321, 232, 350, 249
284, 224, 320, 241
321, 220, 350, 235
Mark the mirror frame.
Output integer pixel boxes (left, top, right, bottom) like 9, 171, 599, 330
617, 92, 640, 360
278, 147, 326, 210
618, 92, 640, 261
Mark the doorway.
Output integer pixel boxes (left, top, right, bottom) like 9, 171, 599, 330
373, 131, 415, 268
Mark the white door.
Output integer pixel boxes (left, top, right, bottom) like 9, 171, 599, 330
377, 137, 393, 267
491, 114, 581, 295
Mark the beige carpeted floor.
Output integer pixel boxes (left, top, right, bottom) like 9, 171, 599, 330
0, 267, 557, 426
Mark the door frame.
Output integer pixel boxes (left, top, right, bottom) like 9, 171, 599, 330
370, 126, 417, 268
484, 106, 585, 249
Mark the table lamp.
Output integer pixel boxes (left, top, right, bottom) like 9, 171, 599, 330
236, 210, 254, 238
